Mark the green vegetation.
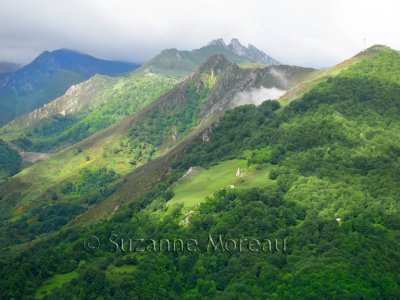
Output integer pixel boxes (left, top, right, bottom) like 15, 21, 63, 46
1, 46, 400, 299
0, 56, 225, 247
127, 75, 214, 153
168, 160, 272, 207
35, 271, 78, 299
0, 166, 119, 246
2, 73, 178, 152
0, 139, 21, 180
169, 160, 246, 207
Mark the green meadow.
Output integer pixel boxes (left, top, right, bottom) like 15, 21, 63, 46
35, 271, 78, 299
168, 159, 272, 207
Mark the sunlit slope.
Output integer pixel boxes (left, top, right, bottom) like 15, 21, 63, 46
279, 45, 390, 106
0, 55, 237, 238
0, 72, 178, 152
167, 159, 272, 208
70, 57, 315, 224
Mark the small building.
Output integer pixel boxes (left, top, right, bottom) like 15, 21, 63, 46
236, 168, 244, 177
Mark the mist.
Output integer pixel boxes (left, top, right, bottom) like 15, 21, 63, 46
233, 87, 286, 107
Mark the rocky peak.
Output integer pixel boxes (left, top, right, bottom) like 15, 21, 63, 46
246, 43, 280, 65
207, 38, 227, 48
195, 54, 232, 76
228, 38, 247, 56
207, 38, 281, 65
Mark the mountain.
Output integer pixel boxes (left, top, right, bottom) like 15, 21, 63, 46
1, 45, 399, 299
221, 38, 280, 65
0, 72, 178, 152
0, 56, 314, 242
0, 62, 21, 74
0, 40, 281, 154
140, 38, 280, 77
0, 45, 302, 154
0, 49, 139, 125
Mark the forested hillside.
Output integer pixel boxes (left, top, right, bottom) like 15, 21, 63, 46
0, 140, 21, 180
1, 46, 400, 299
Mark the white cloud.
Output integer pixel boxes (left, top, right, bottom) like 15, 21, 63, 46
233, 87, 286, 107
1, 0, 400, 67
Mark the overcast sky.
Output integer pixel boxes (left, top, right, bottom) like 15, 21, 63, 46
1, 0, 399, 68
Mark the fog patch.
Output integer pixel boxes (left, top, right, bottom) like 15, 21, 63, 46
269, 68, 288, 88
233, 87, 286, 107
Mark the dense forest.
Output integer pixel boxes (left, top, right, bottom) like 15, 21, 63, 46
1, 47, 400, 299
0, 139, 21, 180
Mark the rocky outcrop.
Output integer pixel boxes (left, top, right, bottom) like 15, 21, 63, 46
207, 38, 281, 65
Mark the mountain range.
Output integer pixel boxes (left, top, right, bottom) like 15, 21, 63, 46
0, 39, 278, 127
0, 53, 315, 221
0, 39, 288, 153
0, 49, 139, 125
0, 40, 400, 299
140, 38, 280, 76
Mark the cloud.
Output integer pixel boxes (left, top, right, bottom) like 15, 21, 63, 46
233, 87, 286, 107
1, 0, 400, 67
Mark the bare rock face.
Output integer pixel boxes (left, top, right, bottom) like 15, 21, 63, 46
227, 38, 281, 65
179, 166, 203, 183
65, 83, 82, 96
206, 38, 281, 66
6, 75, 111, 128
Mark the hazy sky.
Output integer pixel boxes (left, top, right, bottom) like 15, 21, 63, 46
1, 0, 399, 68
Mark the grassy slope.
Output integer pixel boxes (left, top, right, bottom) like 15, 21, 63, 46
35, 271, 78, 299
279, 45, 388, 106
0, 75, 117, 136
168, 160, 247, 207
168, 160, 272, 208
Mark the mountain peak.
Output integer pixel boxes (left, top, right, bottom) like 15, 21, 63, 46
207, 38, 227, 48
208, 38, 280, 65
229, 38, 245, 49
228, 38, 247, 56
143, 38, 280, 77
229, 38, 242, 46
195, 54, 232, 77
